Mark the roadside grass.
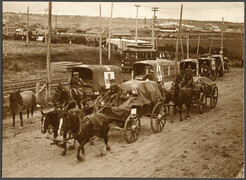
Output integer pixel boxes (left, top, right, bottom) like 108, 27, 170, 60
3, 40, 121, 81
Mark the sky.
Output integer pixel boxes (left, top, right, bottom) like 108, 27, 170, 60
2, 1, 245, 23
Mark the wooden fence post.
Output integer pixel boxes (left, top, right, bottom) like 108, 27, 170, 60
36, 82, 40, 103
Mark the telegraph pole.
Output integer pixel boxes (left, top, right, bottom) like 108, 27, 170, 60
220, 17, 224, 55
135, 5, 140, 45
187, 34, 189, 59
174, 4, 183, 79
99, 4, 102, 65
26, 6, 29, 42
180, 36, 184, 59
197, 35, 200, 54
46, 2, 52, 100
151, 7, 158, 49
44, 9, 48, 44
108, 2, 113, 61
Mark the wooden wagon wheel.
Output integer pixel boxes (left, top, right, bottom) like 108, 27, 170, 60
198, 93, 206, 114
210, 86, 218, 108
151, 102, 167, 133
124, 113, 141, 143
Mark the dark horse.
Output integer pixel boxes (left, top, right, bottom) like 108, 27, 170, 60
172, 79, 195, 122
59, 111, 111, 161
52, 87, 86, 110
41, 109, 74, 156
10, 90, 37, 127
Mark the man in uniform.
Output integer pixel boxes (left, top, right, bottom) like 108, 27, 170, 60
69, 71, 86, 109
182, 65, 194, 87
200, 61, 209, 77
102, 78, 123, 106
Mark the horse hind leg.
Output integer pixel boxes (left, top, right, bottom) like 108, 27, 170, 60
20, 112, 23, 127
31, 106, 34, 117
179, 105, 183, 121
27, 108, 29, 119
103, 134, 111, 152
77, 140, 87, 161
185, 103, 191, 118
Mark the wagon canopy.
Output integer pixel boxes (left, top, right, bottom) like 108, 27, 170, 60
180, 58, 199, 76
72, 65, 122, 91
133, 59, 176, 82
119, 79, 164, 107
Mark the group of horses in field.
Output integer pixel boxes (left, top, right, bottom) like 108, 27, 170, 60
9, 78, 196, 161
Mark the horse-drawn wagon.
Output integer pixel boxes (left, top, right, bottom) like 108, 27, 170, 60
179, 59, 199, 79
71, 65, 122, 98
133, 59, 177, 83
198, 56, 217, 81
98, 79, 167, 143
191, 76, 219, 114
210, 54, 225, 78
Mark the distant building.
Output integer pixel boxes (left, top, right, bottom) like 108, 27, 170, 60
106, 38, 151, 50
159, 27, 177, 33
111, 29, 131, 38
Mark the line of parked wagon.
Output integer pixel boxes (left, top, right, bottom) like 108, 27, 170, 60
51, 53, 223, 144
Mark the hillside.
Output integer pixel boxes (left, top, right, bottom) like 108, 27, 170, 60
3, 12, 243, 30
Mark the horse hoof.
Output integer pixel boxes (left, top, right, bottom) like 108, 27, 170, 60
171, 121, 174, 123
106, 146, 111, 151
180, 119, 183, 121
77, 155, 85, 162
61, 151, 66, 156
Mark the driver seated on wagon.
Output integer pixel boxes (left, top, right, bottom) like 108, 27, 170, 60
142, 66, 155, 81
102, 78, 124, 107
69, 71, 86, 99
182, 65, 194, 88
200, 61, 209, 77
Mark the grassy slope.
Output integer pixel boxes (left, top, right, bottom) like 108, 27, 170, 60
3, 40, 121, 81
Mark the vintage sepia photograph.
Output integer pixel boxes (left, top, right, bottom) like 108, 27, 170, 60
2, 1, 244, 178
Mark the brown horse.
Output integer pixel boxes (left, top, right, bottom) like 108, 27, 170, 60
172, 79, 195, 122
9, 90, 37, 127
59, 111, 110, 161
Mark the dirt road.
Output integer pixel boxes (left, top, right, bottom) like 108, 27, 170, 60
2, 67, 244, 178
